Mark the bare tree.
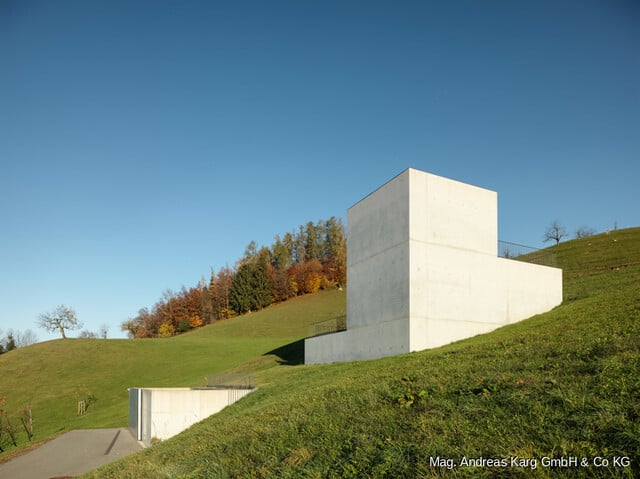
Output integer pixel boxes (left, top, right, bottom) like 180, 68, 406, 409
78, 330, 98, 339
15, 329, 38, 347
99, 323, 109, 339
575, 226, 596, 239
37, 305, 83, 339
543, 220, 568, 246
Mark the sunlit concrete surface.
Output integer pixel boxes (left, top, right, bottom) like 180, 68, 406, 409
129, 387, 254, 447
306, 168, 562, 364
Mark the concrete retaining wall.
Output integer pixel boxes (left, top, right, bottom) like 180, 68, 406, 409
129, 387, 254, 446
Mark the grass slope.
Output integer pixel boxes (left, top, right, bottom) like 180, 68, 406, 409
2, 228, 638, 477
0, 289, 345, 457
83, 228, 639, 478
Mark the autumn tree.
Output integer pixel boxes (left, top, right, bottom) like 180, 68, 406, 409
211, 266, 235, 320
122, 216, 347, 339
270, 235, 295, 301
289, 259, 325, 294
199, 277, 214, 325
121, 307, 158, 338
323, 216, 347, 286
543, 220, 568, 246
157, 321, 175, 338
37, 305, 82, 339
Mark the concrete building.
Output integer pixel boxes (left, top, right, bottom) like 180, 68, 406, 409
305, 168, 562, 364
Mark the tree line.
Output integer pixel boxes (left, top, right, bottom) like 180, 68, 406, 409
0, 329, 38, 355
543, 220, 601, 246
121, 217, 346, 339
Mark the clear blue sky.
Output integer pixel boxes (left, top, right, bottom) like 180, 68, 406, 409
1, 0, 638, 341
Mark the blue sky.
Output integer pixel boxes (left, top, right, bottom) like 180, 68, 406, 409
1, 0, 638, 341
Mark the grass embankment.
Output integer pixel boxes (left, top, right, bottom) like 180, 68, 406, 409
0, 289, 345, 457
82, 228, 640, 478
2, 228, 639, 477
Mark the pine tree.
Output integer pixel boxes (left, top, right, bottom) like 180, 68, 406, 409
6, 334, 17, 351
230, 247, 274, 314
230, 262, 256, 313
271, 235, 291, 270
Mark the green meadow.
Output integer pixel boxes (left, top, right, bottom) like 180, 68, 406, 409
1, 228, 638, 478
0, 290, 345, 455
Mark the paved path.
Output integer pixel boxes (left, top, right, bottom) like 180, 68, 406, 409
0, 428, 143, 479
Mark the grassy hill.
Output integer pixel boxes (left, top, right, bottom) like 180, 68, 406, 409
0, 289, 345, 456
2, 227, 639, 478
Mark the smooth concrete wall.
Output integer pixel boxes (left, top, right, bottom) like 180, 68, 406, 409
305, 168, 562, 364
347, 170, 410, 330
409, 250, 563, 352
408, 169, 500, 354
305, 318, 411, 363
500, 258, 563, 324
411, 170, 498, 255
131, 387, 254, 446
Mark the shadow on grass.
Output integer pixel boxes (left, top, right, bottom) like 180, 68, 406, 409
264, 339, 305, 366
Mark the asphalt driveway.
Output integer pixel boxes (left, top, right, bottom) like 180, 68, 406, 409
0, 428, 143, 479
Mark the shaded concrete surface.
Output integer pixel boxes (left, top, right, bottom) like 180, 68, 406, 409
0, 428, 143, 479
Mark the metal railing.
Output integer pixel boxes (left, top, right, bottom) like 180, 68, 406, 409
206, 372, 255, 389
308, 315, 347, 338
498, 240, 557, 267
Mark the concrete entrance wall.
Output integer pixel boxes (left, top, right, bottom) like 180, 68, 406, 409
129, 387, 254, 446
305, 168, 562, 364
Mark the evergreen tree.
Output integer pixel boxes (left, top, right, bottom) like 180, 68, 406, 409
304, 221, 325, 261
271, 235, 291, 270
282, 231, 297, 264
230, 247, 274, 314
230, 262, 257, 313
6, 334, 16, 352
295, 226, 306, 264
253, 247, 274, 308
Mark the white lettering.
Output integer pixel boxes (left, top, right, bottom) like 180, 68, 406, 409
459, 456, 507, 468
542, 457, 578, 467
593, 457, 608, 467
613, 457, 630, 467
429, 456, 455, 470
510, 456, 537, 469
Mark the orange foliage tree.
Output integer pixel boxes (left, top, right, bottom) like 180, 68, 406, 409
121, 217, 346, 338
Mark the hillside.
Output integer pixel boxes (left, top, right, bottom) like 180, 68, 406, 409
82, 227, 639, 478
1, 228, 639, 477
0, 289, 345, 457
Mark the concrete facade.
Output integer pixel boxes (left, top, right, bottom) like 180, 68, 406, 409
305, 168, 562, 364
129, 387, 254, 446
